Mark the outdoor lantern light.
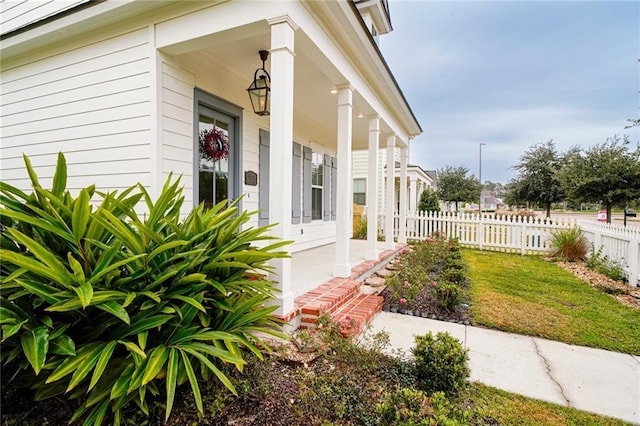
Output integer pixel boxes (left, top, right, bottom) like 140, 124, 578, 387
247, 50, 271, 116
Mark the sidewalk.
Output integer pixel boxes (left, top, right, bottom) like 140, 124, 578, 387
369, 312, 640, 425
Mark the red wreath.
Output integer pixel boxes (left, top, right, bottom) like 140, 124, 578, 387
199, 127, 229, 162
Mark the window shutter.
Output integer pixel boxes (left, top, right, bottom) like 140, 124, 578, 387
302, 146, 312, 223
323, 154, 331, 221
331, 156, 337, 221
292, 142, 302, 224
258, 129, 270, 226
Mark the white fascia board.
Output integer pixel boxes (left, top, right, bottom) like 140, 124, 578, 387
1, 1, 138, 58
301, 1, 420, 141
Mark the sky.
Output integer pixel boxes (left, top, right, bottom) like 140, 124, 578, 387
379, 0, 639, 184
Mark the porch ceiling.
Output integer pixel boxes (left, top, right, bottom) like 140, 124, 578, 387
172, 21, 398, 152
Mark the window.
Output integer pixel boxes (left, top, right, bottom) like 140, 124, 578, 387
311, 152, 323, 220
353, 178, 366, 205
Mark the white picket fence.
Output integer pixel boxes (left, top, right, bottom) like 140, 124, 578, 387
577, 220, 640, 286
379, 211, 640, 286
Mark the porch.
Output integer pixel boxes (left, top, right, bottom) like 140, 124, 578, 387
279, 239, 404, 331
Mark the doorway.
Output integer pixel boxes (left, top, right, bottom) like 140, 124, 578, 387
194, 89, 242, 209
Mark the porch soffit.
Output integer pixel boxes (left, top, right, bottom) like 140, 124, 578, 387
156, 1, 418, 148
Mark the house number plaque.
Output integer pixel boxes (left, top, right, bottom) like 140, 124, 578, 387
244, 170, 258, 186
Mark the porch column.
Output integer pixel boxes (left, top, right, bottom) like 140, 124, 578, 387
366, 116, 380, 260
398, 146, 408, 244
333, 85, 354, 277
267, 16, 297, 315
384, 135, 396, 250
409, 177, 418, 213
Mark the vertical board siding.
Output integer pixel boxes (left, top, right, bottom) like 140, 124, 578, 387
0, 27, 152, 193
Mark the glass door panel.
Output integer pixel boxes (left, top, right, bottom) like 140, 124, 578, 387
198, 106, 234, 209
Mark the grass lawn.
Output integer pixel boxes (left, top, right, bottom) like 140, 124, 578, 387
468, 382, 629, 425
463, 249, 640, 355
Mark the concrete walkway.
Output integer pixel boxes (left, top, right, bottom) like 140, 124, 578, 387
369, 312, 640, 424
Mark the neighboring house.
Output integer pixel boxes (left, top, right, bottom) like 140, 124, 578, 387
0, 0, 421, 318
480, 190, 503, 212
352, 148, 434, 214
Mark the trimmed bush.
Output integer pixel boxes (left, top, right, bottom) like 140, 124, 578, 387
549, 227, 589, 262
412, 332, 469, 396
432, 282, 462, 310
0, 153, 288, 425
375, 388, 466, 425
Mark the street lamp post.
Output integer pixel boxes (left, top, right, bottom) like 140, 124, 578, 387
479, 143, 486, 214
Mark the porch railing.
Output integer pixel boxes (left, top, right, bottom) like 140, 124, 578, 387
378, 211, 639, 286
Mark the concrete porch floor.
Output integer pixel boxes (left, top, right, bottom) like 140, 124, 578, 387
291, 239, 390, 297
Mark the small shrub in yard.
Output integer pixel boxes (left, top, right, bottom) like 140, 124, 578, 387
586, 247, 628, 282
432, 282, 462, 310
0, 154, 288, 425
441, 268, 466, 285
375, 388, 467, 426
412, 332, 469, 396
549, 227, 589, 262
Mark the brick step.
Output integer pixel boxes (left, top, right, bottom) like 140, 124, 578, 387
296, 278, 362, 327
331, 294, 384, 336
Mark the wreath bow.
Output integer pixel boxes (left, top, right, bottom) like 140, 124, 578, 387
199, 128, 229, 162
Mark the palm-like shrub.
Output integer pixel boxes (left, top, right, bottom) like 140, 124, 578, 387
549, 227, 589, 262
0, 153, 289, 425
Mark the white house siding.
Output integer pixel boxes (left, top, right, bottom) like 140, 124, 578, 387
0, 0, 89, 35
159, 56, 195, 207
0, 27, 152, 195
352, 147, 397, 214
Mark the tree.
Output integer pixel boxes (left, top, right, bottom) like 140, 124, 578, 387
503, 179, 527, 209
418, 187, 440, 212
558, 135, 640, 223
482, 181, 506, 198
436, 165, 481, 211
510, 140, 564, 218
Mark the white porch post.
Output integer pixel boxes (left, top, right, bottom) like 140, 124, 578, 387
366, 116, 380, 260
409, 177, 418, 214
267, 16, 297, 315
398, 146, 408, 244
333, 85, 354, 277
384, 135, 396, 250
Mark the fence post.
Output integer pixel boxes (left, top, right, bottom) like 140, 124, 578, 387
628, 237, 639, 287
520, 219, 526, 255
477, 213, 483, 250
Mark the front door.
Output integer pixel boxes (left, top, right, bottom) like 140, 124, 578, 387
197, 106, 235, 209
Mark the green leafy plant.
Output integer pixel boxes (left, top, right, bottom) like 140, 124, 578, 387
412, 332, 469, 396
375, 388, 466, 426
353, 217, 367, 240
0, 153, 289, 425
441, 268, 465, 285
432, 281, 462, 310
586, 247, 627, 282
549, 227, 589, 262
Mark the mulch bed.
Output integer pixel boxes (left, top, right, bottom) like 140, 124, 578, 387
380, 284, 472, 325
555, 260, 640, 312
